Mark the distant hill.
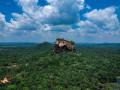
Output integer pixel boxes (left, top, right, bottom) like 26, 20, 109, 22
0, 43, 37, 47
36, 42, 53, 50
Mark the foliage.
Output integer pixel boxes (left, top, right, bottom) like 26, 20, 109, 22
70, 41, 75, 45
36, 42, 53, 50
56, 38, 64, 41
0, 43, 120, 89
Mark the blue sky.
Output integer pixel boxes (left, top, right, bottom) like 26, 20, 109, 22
0, 0, 120, 43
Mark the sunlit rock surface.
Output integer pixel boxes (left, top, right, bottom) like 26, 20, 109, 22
1, 78, 9, 84
54, 38, 76, 53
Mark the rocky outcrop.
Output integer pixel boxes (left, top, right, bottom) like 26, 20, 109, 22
54, 38, 76, 53
1, 78, 9, 84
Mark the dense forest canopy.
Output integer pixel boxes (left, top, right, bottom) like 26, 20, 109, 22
0, 43, 120, 89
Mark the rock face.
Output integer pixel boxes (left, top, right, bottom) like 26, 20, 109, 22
1, 78, 9, 83
54, 38, 76, 53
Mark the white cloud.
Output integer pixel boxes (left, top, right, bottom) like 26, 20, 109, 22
75, 7, 120, 38
0, 13, 8, 31
76, 20, 100, 36
9, 13, 39, 30
0, 32, 7, 37
15, 0, 84, 25
0, 0, 84, 33
0, 0, 120, 43
50, 25, 72, 32
86, 5, 91, 9
84, 7, 120, 30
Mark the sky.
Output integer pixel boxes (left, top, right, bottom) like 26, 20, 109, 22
0, 0, 120, 43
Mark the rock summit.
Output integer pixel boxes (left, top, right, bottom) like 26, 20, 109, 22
54, 38, 76, 53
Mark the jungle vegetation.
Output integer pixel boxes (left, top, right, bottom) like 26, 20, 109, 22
0, 42, 120, 90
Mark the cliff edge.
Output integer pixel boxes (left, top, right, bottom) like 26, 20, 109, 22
54, 38, 76, 53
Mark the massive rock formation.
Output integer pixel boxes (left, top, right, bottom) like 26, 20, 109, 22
54, 38, 76, 53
